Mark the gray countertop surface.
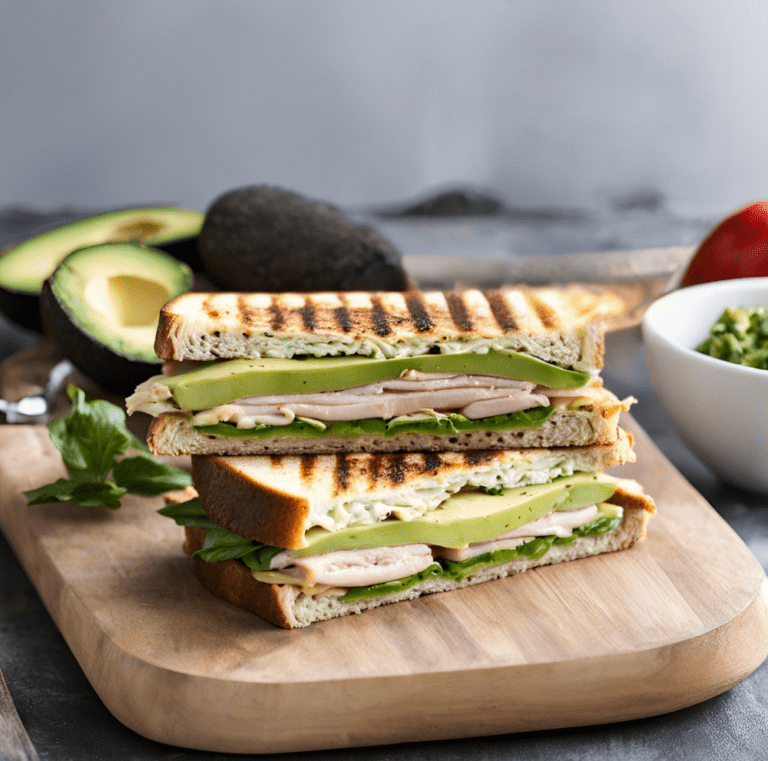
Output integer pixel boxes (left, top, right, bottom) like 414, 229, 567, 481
0, 200, 766, 760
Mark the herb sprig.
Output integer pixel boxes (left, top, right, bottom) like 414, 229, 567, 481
25, 386, 192, 509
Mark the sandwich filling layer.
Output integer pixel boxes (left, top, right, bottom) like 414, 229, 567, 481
128, 349, 593, 414
128, 352, 606, 448
161, 473, 631, 603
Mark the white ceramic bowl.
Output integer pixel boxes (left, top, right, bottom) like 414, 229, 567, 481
642, 277, 768, 493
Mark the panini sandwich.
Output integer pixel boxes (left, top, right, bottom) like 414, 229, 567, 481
160, 432, 654, 629
129, 288, 633, 455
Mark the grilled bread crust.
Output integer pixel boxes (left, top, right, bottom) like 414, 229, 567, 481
146, 389, 633, 457
182, 481, 653, 629
191, 430, 636, 549
154, 288, 611, 370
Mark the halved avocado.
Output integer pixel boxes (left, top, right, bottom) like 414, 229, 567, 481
0, 207, 202, 330
40, 243, 193, 394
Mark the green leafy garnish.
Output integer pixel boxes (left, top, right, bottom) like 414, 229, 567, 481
192, 406, 555, 440
697, 306, 768, 370
25, 386, 192, 509
340, 563, 443, 603
158, 497, 283, 570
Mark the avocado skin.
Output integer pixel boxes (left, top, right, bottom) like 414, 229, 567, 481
0, 284, 40, 332
198, 186, 409, 292
155, 235, 202, 272
40, 278, 162, 395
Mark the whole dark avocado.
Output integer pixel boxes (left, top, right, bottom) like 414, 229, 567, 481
197, 186, 410, 291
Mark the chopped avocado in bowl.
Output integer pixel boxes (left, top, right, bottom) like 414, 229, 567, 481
40, 242, 193, 394
696, 306, 768, 370
642, 277, 768, 493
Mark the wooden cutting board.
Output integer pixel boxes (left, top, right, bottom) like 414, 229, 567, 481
0, 376, 766, 752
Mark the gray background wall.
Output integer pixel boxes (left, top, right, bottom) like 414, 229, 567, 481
2, 0, 767, 217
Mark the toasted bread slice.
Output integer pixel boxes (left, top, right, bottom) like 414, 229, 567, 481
190, 429, 635, 549
155, 287, 612, 370
181, 478, 653, 629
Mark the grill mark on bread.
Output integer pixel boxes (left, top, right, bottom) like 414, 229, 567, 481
445, 292, 473, 332
300, 299, 316, 332
527, 294, 557, 330
369, 296, 392, 337
268, 297, 285, 331
299, 454, 316, 483
202, 296, 219, 320
463, 450, 497, 467
237, 295, 258, 327
367, 454, 385, 485
405, 293, 434, 332
422, 452, 443, 473
334, 453, 351, 494
333, 297, 353, 333
386, 453, 406, 484
486, 291, 518, 332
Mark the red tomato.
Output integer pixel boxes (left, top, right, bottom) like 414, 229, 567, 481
681, 201, 768, 287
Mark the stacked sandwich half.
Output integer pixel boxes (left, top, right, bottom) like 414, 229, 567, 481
129, 288, 654, 628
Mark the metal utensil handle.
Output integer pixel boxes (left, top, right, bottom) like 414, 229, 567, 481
0, 668, 39, 760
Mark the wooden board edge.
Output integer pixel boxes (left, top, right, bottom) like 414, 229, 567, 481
54, 577, 768, 753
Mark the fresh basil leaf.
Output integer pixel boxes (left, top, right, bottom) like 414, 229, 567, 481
194, 528, 259, 563
113, 454, 192, 496
25, 475, 127, 510
48, 386, 133, 477
157, 501, 283, 570
157, 498, 219, 530
240, 545, 285, 572
28, 385, 173, 510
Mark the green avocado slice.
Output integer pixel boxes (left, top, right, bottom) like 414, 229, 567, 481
0, 207, 202, 294
293, 474, 615, 556
340, 505, 622, 602
163, 350, 591, 411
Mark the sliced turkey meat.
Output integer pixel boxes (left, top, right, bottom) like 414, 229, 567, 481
189, 372, 583, 428
434, 504, 607, 561
130, 370, 605, 426
269, 544, 435, 587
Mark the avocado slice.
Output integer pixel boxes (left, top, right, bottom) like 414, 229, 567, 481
0, 207, 202, 330
40, 243, 193, 394
293, 474, 615, 554
160, 350, 590, 411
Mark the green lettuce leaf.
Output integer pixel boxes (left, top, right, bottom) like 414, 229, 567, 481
340, 563, 443, 603
192, 406, 555, 440
158, 498, 283, 571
